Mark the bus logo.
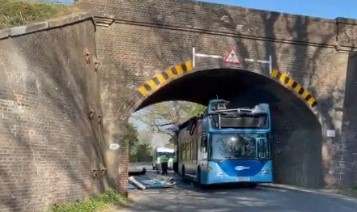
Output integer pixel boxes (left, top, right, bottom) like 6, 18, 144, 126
235, 166, 250, 171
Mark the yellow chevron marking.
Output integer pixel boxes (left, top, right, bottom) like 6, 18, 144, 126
279, 73, 288, 84
147, 80, 158, 90
156, 74, 166, 84
166, 69, 175, 79
175, 65, 183, 75
185, 60, 193, 71
271, 69, 317, 107
138, 86, 149, 96
302, 90, 310, 99
271, 69, 279, 78
294, 84, 302, 93
287, 79, 294, 87
307, 97, 316, 106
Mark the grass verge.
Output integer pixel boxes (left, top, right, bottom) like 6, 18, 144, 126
49, 190, 128, 212
0, 0, 73, 29
335, 185, 357, 198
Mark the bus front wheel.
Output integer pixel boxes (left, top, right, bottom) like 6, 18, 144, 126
181, 166, 185, 178
246, 183, 257, 188
196, 167, 201, 185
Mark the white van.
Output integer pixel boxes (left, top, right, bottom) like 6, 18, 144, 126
152, 147, 175, 170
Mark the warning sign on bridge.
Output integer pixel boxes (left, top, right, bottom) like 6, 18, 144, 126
224, 49, 240, 64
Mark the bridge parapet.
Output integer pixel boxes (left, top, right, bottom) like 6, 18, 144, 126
80, 0, 357, 51
336, 17, 357, 51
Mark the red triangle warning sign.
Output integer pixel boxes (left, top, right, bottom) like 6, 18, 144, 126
224, 50, 240, 64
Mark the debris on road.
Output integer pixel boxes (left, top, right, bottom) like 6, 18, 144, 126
129, 176, 146, 190
128, 167, 147, 176
128, 172, 176, 190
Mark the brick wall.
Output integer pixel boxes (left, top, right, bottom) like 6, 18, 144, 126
78, 0, 338, 46
0, 19, 107, 211
0, 2, 355, 211
271, 101, 323, 188
340, 52, 357, 185
93, 19, 349, 184
77, 0, 357, 187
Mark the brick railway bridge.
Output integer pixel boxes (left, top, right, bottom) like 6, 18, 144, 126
1, 0, 357, 211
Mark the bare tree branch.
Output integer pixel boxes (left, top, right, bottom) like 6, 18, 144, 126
131, 101, 206, 141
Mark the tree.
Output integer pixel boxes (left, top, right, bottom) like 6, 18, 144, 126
122, 122, 139, 160
131, 101, 206, 138
127, 128, 154, 162
133, 142, 152, 162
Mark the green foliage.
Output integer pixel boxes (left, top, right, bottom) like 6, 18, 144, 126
130, 142, 152, 162
335, 184, 357, 198
129, 130, 152, 162
186, 103, 207, 117
123, 122, 139, 150
122, 122, 153, 162
0, 0, 71, 29
49, 190, 127, 212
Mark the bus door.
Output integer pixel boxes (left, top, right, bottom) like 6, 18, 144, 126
198, 131, 208, 171
186, 137, 198, 176
257, 136, 269, 159
186, 120, 198, 176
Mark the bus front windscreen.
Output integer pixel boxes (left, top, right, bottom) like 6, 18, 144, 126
210, 133, 269, 160
211, 113, 268, 129
157, 152, 174, 158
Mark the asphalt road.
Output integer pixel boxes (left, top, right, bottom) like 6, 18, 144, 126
124, 164, 357, 212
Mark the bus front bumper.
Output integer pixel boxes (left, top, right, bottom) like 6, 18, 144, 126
201, 161, 273, 184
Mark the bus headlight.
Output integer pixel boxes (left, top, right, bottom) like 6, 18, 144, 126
215, 171, 223, 176
261, 170, 269, 175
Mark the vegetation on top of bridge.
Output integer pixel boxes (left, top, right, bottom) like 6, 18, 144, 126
0, 0, 73, 29
49, 189, 128, 212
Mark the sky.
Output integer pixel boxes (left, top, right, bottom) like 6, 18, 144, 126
51, 0, 357, 20
201, 0, 357, 19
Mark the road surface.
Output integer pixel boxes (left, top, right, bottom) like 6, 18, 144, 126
124, 163, 357, 212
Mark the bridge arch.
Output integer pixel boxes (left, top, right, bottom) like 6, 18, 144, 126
130, 61, 324, 188
133, 60, 318, 113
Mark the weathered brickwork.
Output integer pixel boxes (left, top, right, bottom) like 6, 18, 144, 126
0, 19, 108, 211
80, 0, 338, 45
79, 0, 357, 188
92, 19, 349, 183
2, 1, 357, 210
340, 52, 357, 185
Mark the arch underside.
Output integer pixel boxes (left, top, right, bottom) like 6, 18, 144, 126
136, 67, 317, 112
133, 63, 322, 188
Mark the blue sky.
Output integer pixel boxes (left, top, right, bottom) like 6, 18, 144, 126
53, 0, 357, 19
202, 0, 357, 19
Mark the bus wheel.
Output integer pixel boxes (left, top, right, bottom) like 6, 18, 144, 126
196, 167, 201, 185
195, 168, 204, 188
247, 183, 257, 188
181, 166, 187, 182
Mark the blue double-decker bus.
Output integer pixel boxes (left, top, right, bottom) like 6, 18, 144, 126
176, 99, 273, 186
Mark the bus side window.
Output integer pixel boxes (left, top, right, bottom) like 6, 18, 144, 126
201, 133, 207, 153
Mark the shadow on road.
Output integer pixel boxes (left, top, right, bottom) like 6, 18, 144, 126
124, 167, 357, 212
126, 183, 281, 212
177, 180, 262, 191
